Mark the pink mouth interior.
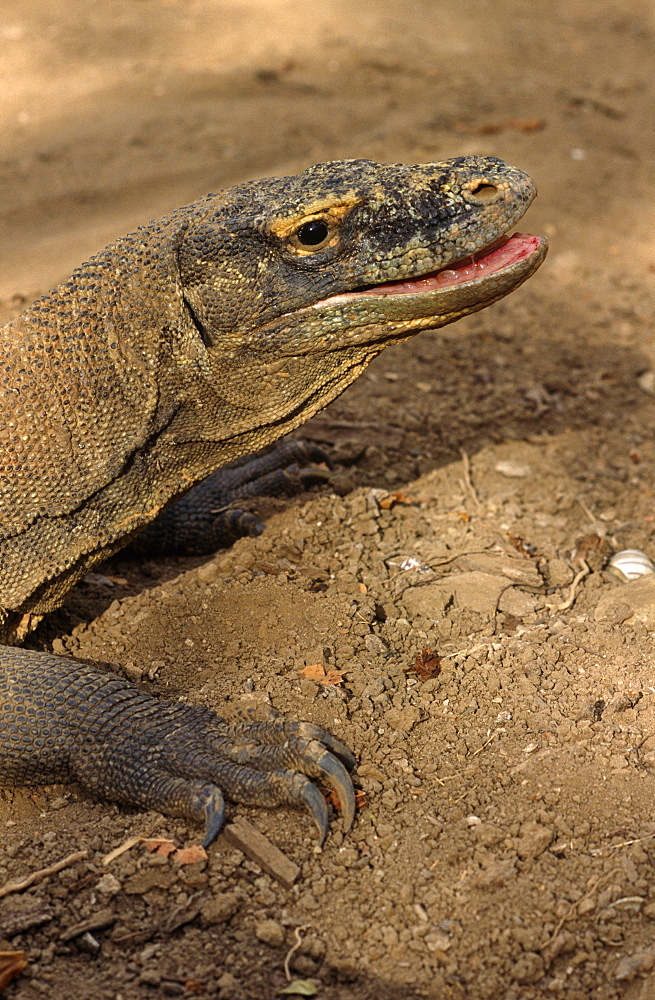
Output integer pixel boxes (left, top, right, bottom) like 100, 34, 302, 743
359, 233, 542, 296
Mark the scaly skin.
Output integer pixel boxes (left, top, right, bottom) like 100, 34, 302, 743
0, 156, 547, 844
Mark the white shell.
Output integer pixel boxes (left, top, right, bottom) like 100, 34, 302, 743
609, 549, 655, 581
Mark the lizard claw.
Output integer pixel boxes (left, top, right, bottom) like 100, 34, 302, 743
200, 785, 227, 848
295, 723, 357, 771
312, 746, 356, 832
299, 780, 330, 845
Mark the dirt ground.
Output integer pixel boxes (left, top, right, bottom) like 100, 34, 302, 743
2, 1, 655, 997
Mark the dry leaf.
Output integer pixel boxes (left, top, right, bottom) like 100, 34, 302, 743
299, 664, 345, 686
299, 663, 326, 682
184, 979, 206, 995
144, 838, 177, 857
378, 491, 413, 509
406, 648, 441, 682
507, 532, 533, 558
278, 981, 319, 996
173, 845, 208, 865
326, 786, 365, 813
324, 670, 346, 686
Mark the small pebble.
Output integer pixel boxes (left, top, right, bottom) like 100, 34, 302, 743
495, 461, 531, 478
200, 892, 240, 927
637, 370, 655, 395
254, 918, 285, 947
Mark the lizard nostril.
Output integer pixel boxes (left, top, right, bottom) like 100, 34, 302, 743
469, 181, 499, 203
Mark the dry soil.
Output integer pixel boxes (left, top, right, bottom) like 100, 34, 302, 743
1, 2, 655, 998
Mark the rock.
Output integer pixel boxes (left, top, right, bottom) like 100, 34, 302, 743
357, 762, 386, 782
498, 588, 539, 617
615, 943, 655, 980
403, 583, 454, 618
216, 972, 241, 999
595, 576, 655, 629
456, 553, 542, 588
254, 918, 285, 947
595, 600, 634, 626
516, 821, 553, 859
637, 371, 655, 395
331, 959, 359, 982
123, 869, 177, 894
547, 558, 574, 587
290, 953, 318, 976
472, 823, 504, 846
335, 847, 358, 867
425, 931, 451, 952
200, 892, 240, 926
404, 573, 508, 619
303, 645, 327, 666
511, 951, 545, 984
95, 873, 121, 896
384, 705, 420, 732
608, 754, 629, 770
473, 858, 516, 888
447, 572, 507, 617
197, 560, 220, 583
139, 969, 162, 986
364, 634, 388, 656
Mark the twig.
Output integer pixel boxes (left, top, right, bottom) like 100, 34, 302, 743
452, 785, 478, 804
590, 830, 655, 855
441, 640, 497, 661
577, 498, 599, 525
432, 774, 461, 786
471, 729, 506, 756
221, 818, 300, 888
60, 907, 116, 942
284, 924, 310, 981
547, 559, 590, 612
543, 867, 622, 949
459, 449, 482, 512
389, 545, 497, 592
0, 850, 88, 899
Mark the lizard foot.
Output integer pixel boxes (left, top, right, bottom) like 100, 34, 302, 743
134, 438, 332, 554
0, 649, 356, 847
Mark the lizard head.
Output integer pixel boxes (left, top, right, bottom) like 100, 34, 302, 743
175, 156, 547, 449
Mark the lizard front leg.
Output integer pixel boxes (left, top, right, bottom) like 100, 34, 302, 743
0, 645, 355, 845
133, 439, 332, 555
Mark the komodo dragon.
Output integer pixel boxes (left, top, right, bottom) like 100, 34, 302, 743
0, 156, 547, 846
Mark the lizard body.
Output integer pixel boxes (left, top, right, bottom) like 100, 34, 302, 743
0, 157, 546, 842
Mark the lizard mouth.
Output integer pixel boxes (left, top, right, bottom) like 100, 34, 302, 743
275, 229, 547, 353
356, 232, 544, 297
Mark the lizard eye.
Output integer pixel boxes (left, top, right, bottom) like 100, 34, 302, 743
294, 219, 331, 248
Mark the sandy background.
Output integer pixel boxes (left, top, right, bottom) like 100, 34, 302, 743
2, 2, 655, 998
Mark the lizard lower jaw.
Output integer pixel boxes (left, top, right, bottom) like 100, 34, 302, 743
274, 231, 547, 350
357, 233, 543, 297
